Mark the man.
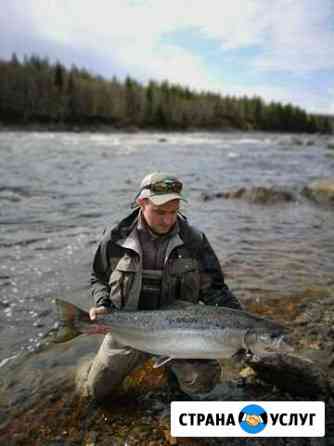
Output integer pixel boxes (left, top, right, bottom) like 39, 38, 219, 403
85, 172, 241, 401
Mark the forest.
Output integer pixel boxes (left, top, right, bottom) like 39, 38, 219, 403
0, 54, 332, 133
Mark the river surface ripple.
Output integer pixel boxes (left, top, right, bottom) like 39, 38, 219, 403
0, 131, 333, 361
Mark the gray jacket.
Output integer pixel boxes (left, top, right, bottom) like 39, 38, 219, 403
90, 209, 241, 311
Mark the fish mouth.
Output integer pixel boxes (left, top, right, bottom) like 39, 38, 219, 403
251, 334, 294, 357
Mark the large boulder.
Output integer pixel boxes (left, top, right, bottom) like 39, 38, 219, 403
302, 179, 334, 205
201, 186, 295, 205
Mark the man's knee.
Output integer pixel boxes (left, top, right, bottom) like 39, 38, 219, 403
82, 334, 147, 402
170, 359, 221, 395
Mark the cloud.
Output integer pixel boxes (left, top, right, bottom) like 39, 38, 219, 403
5, 0, 215, 88
252, 0, 334, 73
1, 0, 333, 113
328, 89, 334, 115
221, 82, 334, 115
21, 0, 333, 74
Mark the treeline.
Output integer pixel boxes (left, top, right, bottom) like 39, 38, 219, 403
0, 54, 332, 133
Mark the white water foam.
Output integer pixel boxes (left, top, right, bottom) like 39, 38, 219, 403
227, 152, 239, 159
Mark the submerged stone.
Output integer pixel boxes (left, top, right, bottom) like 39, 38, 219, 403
201, 186, 296, 205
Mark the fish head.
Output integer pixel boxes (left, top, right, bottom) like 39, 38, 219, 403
246, 327, 294, 356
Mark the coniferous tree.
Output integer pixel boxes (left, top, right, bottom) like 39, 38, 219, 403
0, 53, 331, 133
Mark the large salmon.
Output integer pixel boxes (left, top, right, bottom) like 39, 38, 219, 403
54, 299, 292, 366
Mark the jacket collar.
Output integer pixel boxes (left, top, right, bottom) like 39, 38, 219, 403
116, 224, 143, 258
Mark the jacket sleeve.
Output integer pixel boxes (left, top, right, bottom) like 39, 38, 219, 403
90, 232, 115, 309
197, 234, 242, 310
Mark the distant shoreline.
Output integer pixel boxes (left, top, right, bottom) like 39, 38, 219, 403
0, 122, 324, 134
0, 123, 241, 133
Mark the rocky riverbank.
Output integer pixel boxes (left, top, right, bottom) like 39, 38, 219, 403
200, 178, 334, 208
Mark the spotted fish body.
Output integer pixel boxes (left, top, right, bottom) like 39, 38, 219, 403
54, 299, 292, 360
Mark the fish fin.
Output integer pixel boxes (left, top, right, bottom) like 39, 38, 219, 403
153, 356, 174, 368
52, 298, 91, 343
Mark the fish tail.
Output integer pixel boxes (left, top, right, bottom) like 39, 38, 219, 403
53, 298, 91, 343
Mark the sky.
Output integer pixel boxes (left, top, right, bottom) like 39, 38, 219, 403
1, 0, 333, 115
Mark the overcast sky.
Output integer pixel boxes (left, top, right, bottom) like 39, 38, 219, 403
1, 0, 333, 114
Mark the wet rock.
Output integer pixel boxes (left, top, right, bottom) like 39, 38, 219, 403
200, 191, 225, 201
33, 320, 45, 328
201, 187, 295, 204
126, 423, 161, 445
37, 309, 52, 317
291, 136, 304, 145
247, 353, 330, 399
302, 179, 334, 206
238, 187, 295, 204
44, 441, 66, 446
295, 307, 322, 324
295, 137, 317, 147
158, 412, 177, 446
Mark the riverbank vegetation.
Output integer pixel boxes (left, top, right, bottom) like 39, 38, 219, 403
0, 53, 332, 133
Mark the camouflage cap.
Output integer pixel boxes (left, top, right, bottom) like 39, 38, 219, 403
136, 172, 187, 206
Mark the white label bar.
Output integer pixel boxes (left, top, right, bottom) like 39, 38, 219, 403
171, 401, 325, 437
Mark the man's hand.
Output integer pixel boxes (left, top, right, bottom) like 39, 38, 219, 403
89, 306, 110, 321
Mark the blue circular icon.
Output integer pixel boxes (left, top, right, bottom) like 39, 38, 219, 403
238, 404, 268, 434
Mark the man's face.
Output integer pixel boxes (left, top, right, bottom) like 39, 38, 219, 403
140, 199, 180, 234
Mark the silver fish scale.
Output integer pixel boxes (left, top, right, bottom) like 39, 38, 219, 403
101, 305, 284, 333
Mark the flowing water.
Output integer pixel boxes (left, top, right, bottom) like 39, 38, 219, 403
0, 131, 334, 367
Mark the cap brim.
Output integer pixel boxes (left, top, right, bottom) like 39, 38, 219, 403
149, 193, 187, 206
